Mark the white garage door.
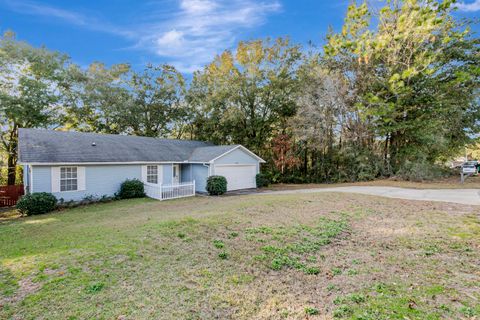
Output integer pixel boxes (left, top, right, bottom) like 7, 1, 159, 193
214, 165, 257, 191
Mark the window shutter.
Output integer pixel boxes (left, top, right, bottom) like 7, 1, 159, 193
158, 165, 163, 185
77, 167, 86, 191
51, 167, 60, 193
141, 165, 147, 183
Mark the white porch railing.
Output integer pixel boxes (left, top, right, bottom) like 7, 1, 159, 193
144, 181, 195, 201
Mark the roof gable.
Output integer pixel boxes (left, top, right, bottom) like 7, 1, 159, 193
210, 145, 266, 163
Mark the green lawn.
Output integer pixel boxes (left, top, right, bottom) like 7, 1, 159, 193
1, 193, 479, 319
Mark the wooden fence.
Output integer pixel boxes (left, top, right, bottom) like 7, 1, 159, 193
0, 185, 24, 207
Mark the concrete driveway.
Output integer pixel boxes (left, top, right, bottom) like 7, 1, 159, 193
258, 186, 480, 205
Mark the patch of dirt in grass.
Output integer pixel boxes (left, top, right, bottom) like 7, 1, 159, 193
0, 276, 40, 305
0, 207, 21, 222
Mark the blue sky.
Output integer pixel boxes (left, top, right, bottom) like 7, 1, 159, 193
1, 0, 479, 73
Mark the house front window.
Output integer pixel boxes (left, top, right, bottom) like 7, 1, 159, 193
147, 165, 158, 184
60, 167, 78, 191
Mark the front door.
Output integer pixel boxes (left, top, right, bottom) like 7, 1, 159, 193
173, 164, 181, 184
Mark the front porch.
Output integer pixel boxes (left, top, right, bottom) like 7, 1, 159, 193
143, 163, 202, 201
144, 180, 196, 200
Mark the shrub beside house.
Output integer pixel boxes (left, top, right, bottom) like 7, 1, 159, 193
206, 176, 227, 195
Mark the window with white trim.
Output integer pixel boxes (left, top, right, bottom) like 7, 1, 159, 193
60, 167, 78, 191
147, 165, 158, 184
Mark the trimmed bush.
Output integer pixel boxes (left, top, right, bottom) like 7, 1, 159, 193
118, 179, 145, 199
256, 173, 270, 188
206, 175, 227, 195
16, 192, 57, 216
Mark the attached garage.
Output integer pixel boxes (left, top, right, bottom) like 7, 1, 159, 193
210, 145, 265, 191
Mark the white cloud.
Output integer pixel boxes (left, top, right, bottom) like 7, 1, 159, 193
180, 0, 218, 14
138, 0, 282, 72
9, 1, 86, 24
156, 30, 185, 48
3, 0, 281, 73
3, 0, 134, 37
456, 0, 480, 12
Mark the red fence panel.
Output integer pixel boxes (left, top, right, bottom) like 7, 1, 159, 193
0, 185, 24, 207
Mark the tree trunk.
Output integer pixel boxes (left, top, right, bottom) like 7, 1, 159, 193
6, 125, 18, 185
383, 133, 390, 173
303, 143, 308, 178
389, 132, 399, 173
7, 153, 16, 185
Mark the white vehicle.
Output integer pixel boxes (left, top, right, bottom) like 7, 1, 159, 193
462, 163, 477, 174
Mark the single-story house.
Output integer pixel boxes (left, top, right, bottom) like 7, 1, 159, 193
18, 129, 265, 201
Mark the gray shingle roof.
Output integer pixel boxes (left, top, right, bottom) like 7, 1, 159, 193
18, 129, 242, 164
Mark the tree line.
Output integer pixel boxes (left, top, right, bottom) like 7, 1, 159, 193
1, 0, 479, 185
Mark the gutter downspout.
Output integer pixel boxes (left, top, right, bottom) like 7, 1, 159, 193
27, 165, 32, 194
203, 163, 211, 176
